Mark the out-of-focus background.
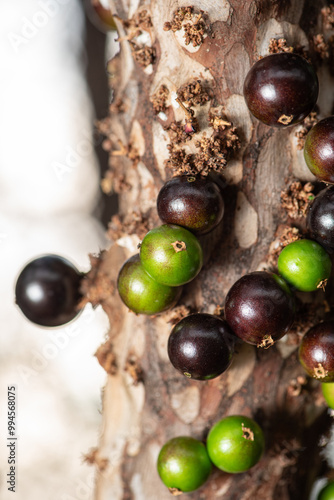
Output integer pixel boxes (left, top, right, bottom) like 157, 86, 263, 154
0, 1, 116, 498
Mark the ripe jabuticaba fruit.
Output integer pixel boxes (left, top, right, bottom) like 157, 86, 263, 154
157, 175, 224, 235
225, 271, 295, 347
244, 53, 318, 127
304, 116, 334, 184
299, 321, 334, 383
307, 186, 334, 252
15, 254, 83, 327
168, 313, 235, 380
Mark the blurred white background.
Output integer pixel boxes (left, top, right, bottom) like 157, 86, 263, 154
0, 1, 112, 498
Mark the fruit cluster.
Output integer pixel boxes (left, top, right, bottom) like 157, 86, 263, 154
13, 47, 334, 496
244, 52, 334, 389
157, 415, 264, 494
156, 52, 334, 495
117, 175, 224, 315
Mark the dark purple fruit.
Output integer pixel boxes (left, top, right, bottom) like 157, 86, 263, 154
299, 321, 334, 382
307, 186, 334, 251
168, 313, 235, 380
15, 255, 83, 327
225, 272, 295, 347
304, 116, 334, 183
243, 53, 318, 127
157, 175, 224, 235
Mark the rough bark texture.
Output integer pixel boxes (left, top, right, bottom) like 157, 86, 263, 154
85, 1, 334, 499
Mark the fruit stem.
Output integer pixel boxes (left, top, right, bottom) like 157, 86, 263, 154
314, 363, 328, 379
277, 114, 293, 125
171, 241, 187, 253
194, 11, 203, 25
169, 487, 183, 496
317, 279, 328, 291
175, 97, 194, 121
242, 423, 254, 441
257, 335, 274, 349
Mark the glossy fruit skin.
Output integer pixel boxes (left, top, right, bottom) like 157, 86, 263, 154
304, 117, 334, 183
277, 239, 332, 292
85, 0, 117, 33
168, 313, 235, 380
157, 175, 224, 235
15, 255, 82, 327
207, 415, 265, 473
117, 254, 181, 315
307, 186, 334, 252
318, 481, 334, 500
299, 321, 334, 382
140, 224, 203, 286
322, 382, 334, 409
224, 272, 295, 347
243, 53, 318, 127
157, 436, 212, 493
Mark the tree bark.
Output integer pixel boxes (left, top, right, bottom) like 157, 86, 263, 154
84, 1, 334, 498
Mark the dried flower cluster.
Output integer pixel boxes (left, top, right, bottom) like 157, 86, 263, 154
281, 181, 315, 219
78, 254, 115, 309
108, 210, 154, 242
130, 42, 156, 68
150, 85, 169, 114
163, 6, 193, 31
313, 33, 330, 59
268, 38, 293, 54
116, 9, 155, 68
97, 131, 140, 194
123, 9, 153, 31
267, 225, 301, 269
322, 5, 334, 30
295, 112, 318, 150
177, 79, 210, 106
183, 11, 206, 47
164, 121, 193, 144
267, 37, 309, 61
162, 304, 193, 325
164, 6, 206, 47
165, 119, 240, 177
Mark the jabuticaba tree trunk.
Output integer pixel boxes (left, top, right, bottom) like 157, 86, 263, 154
85, 1, 334, 499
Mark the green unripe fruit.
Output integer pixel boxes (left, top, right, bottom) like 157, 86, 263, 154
157, 436, 212, 494
322, 382, 334, 409
140, 224, 203, 286
206, 415, 265, 473
117, 254, 181, 315
277, 239, 332, 292
318, 481, 334, 500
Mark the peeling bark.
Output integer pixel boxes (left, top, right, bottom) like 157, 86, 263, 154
87, 1, 334, 498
